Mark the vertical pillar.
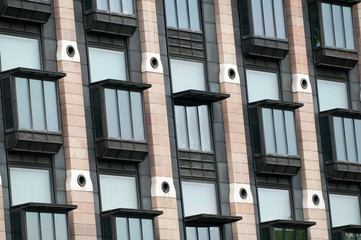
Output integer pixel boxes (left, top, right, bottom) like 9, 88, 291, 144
53, 0, 97, 239
353, 4, 361, 84
0, 177, 6, 239
214, 0, 257, 238
137, 0, 180, 239
285, 0, 328, 239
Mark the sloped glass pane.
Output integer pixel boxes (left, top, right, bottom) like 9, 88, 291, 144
182, 181, 217, 216
274, 0, 286, 39
332, 5, 345, 48
26, 212, 41, 240
258, 188, 292, 222
187, 107, 201, 150
273, 109, 287, 155
141, 219, 154, 240
317, 80, 348, 111
246, 70, 279, 103
344, 118, 357, 162
129, 218, 142, 240
170, 59, 205, 93
89, 48, 126, 83
44, 81, 59, 132
333, 117, 347, 161
16, 78, 32, 129
252, 0, 264, 36
262, 108, 276, 154
165, 0, 178, 27
116, 217, 129, 240
188, 0, 200, 31
285, 111, 298, 156
176, 0, 189, 29
329, 194, 361, 227
118, 90, 132, 139
54, 214, 69, 240
40, 213, 55, 240
122, 0, 134, 15
198, 105, 212, 151
175, 106, 189, 149
99, 175, 138, 211
10, 168, 52, 206
130, 92, 145, 140
30, 79, 46, 130
105, 89, 121, 138
343, 6, 355, 50
322, 3, 335, 47
263, 0, 275, 38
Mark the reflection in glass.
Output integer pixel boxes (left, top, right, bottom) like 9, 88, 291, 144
176, 0, 189, 29
332, 5, 345, 49
246, 70, 279, 103
329, 194, 361, 227
16, 78, 32, 129
187, 107, 201, 150
273, 109, 287, 155
263, 0, 275, 38
170, 59, 205, 93
333, 117, 347, 161
258, 188, 292, 222
105, 89, 121, 138
262, 108, 276, 154
175, 106, 189, 149
322, 3, 335, 47
252, 0, 264, 36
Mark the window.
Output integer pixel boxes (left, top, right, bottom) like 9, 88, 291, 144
246, 70, 279, 103
317, 79, 348, 112
164, 0, 201, 31
170, 59, 205, 93
95, 0, 134, 15
329, 194, 361, 227
88, 47, 127, 83
258, 188, 292, 222
174, 105, 212, 152
321, 3, 355, 50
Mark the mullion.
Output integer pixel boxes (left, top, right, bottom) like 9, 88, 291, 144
27, 78, 34, 130
342, 117, 350, 162
184, 106, 191, 149
341, 6, 347, 49
115, 90, 123, 139
128, 91, 135, 139
260, 0, 266, 37
271, 109, 278, 154
127, 217, 131, 240
352, 119, 360, 163
173, 0, 180, 28
41, 81, 49, 131
282, 110, 290, 155
271, 0, 277, 38
119, 0, 124, 14
330, 5, 336, 48
196, 106, 203, 151
185, 0, 191, 30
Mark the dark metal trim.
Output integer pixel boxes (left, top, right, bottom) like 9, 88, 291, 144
242, 37, 289, 60
332, 225, 361, 233
101, 208, 163, 219
90, 79, 151, 91
325, 162, 361, 182
308, 0, 360, 6
319, 108, 361, 119
0, 67, 66, 81
248, 99, 304, 111
260, 220, 316, 229
254, 154, 302, 176
184, 214, 242, 227
11, 202, 77, 214
172, 89, 230, 106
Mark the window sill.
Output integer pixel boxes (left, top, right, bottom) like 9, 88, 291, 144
0, 0, 52, 24
84, 11, 137, 37
173, 89, 230, 106
242, 36, 289, 60
254, 154, 301, 176
314, 47, 358, 70
184, 214, 242, 227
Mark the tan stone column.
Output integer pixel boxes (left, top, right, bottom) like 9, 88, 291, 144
285, 0, 328, 239
0, 176, 6, 239
53, 0, 97, 239
353, 4, 361, 82
214, 0, 257, 239
137, 0, 180, 239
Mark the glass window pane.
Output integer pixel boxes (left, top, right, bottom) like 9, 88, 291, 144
97, 0, 109, 11
274, 228, 284, 240
44, 81, 59, 132
88, 48, 127, 83
187, 107, 201, 150
165, 0, 177, 27
274, 0, 286, 39
198, 105, 212, 151
181, 181, 217, 216
30, 79, 46, 130
322, 3, 335, 47
333, 117, 347, 161
176, 0, 190, 29
198, 227, 210, 240
118, 90, 132, 139
332, 5, 346, 48
129, 218, 142, 240
343, 6, 355, 50
285, 229, 296, 240
16, 78, 32, 129
258, 188, 292, 222
273, 110, 287, 155
317, 80, 348, 111
209, 227, 221, 240
344, 118, 357, 162
170, 59, 206, 93
122, 0, 134, 15
109, 0, 121, 13
116, 217, 129, 240
329, 194, 361, 227
40, 213, 55, 240
0, 34, 40, 71
263, 0, 275, 38
188, 0, 200, 31
246, 70, 279, 103
54, 214, 69, 240
296, 230, 307, 240
252, 0, 264, 36
26, 212, 41, 240
99, 175, 138, 211
175, 106, 189, 149
105, 89, 121, 138
355, 119, 361, 163
130, 92, 145, 140
285, 111, 298, 156
141, 219, 154, 240
186, 227, 197, 240
262, 108, 276, 154
10, 168, 52, 206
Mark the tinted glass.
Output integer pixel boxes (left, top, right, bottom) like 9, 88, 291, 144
175, 106, 189, 149
10, 168, 52, 206
170, 59, 206, 93
246, 70, 279, 103
141, 219, 154, 240
273, 109, 287, 155
322, 3, 335, 47
54, 214, 69, 240
118, 90, 132, 139
40, 213, 55, 240
209, 227, 221, 240
165, 0, 177, 27
97, 0, 109, 11
262, 108, 276, 154
274, 0, 286, 39
186, 227, 198, 240
130, 92, 145, 140
333, 117, 347, 161
26, 212, 41, 240
188, 0, 200, 31
355, 119, 361, 163
329, 194, 361, 227
344, 118, 357, 162
16, 78, 32, 129
109, 0, 121, 13
176, 0, 190, 29
285, 111, 298, 156
317, 80, 348, 111
105, 89, 121, 138
181, 181, 217, 216
198, 227, 210, 240
99, 175, 138, 211
30, 80, 46, 130
0, 34, 41, 71
187, 107, 201, 150
88, 48, 127, 83
116, 218, 129, 240
332, 5, 345, 48
258, 188, 292, 222
343, 6, 355, 50
199, 105, 212, 151
263, 0, 275, 38
129, 218, 142, 240
252, 0, 264, 36
122, 0, 134, 15
44, 81, 60, 132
